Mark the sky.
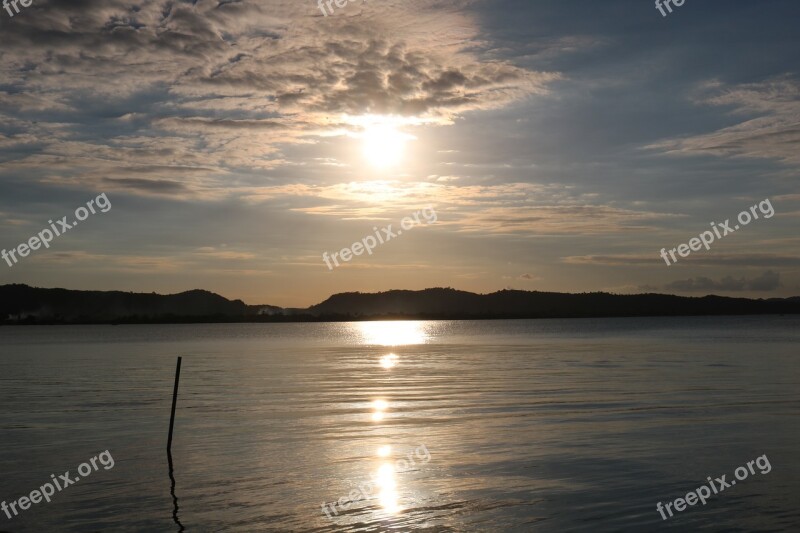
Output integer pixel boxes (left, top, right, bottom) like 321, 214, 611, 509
0, 0, 798, 307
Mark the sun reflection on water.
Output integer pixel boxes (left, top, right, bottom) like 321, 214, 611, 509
372, 399, 388, 410
371, 399, 388, 422
344, 322, 431, 518
377, 445, 391, 457
358, 321, 428, 346
376, 463, 401, 514
380, 353, 399, 369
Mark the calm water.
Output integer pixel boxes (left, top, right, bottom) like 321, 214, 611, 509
0, 316, 798, 532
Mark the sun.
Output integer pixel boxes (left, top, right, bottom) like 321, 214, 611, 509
361, 124, 411, 168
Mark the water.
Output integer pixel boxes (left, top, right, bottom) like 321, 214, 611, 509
0, 316, 798, 532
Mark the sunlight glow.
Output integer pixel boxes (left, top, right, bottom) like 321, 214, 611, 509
380, 353, 399, 369
359, 321, 428, 346
377, 464, 396, 487
371, 398, 388, 422
376, 462, 401, 513
362, 123, 409, 168
377, 445, 392, 457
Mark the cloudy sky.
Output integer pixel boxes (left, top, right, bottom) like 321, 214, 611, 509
0, 0, 798, 307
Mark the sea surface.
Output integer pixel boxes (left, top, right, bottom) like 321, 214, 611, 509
0, 316, 798, 532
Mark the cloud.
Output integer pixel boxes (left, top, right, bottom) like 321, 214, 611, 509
454, 204, 670, 234
662, 270, 782, 292
563, 253, 661, 266
647, 77, 800, 164
0, 0, 562, 197
232, 179, 677, 234
101, 178, 189, 194
193, 247, 255, 260
564, 253, 800, 268
0, 92, 73, 112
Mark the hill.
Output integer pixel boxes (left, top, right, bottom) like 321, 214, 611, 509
0, 284, 249, 323
307, 288, 800, 319
2, 285, 799, 324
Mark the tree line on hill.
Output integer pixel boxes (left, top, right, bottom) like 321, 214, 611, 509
1, 284, 799, 324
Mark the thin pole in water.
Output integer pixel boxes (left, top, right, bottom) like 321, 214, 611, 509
166, 356, 185, 531
167, 356, 182, 452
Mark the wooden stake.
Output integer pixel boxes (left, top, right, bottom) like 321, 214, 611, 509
167, 356, 182, 452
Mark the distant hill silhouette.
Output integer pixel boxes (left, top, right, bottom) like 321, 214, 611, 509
1, 284, 799, 324
307, 288, 800, 319
0, 284, 249, 323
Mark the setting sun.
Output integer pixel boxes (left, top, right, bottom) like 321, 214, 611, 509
361, 124, 412, 168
